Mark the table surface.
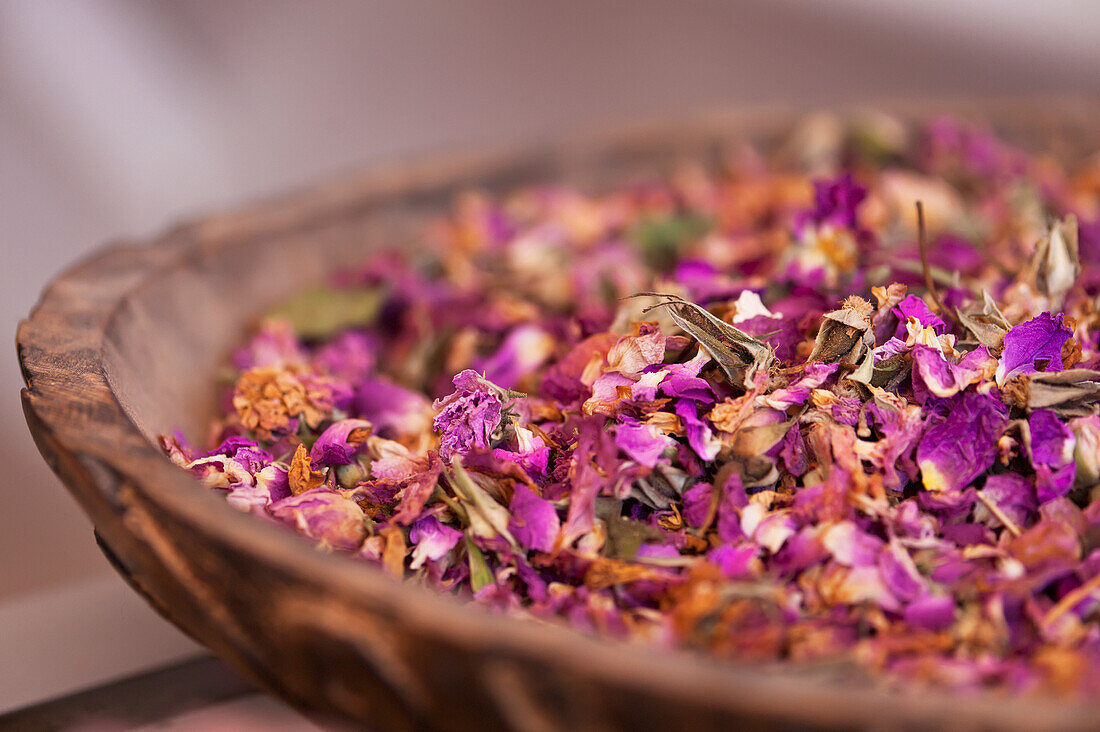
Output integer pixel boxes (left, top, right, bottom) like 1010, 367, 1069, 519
0, 656, 351, 732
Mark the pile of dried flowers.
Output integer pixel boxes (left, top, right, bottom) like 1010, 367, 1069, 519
162, 114, 1100, 695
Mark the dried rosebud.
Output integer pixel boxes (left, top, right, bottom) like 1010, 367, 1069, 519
233, 366, 339, 441
432, 370, 507, 461
637, 293, 773, 388
270, 488, 367, 551
310, 419, 373, 467
807, 296, 873, 365
1034, 215, 1080, 310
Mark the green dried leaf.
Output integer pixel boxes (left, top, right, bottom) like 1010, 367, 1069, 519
1005, 369, 1100, 415
266, 286, 384, 339
956, 290, 1010, 350
870, 354, 908, 389
848, 348, 875, 386
465, 536, 494, 592
447, 461, 517, 547
595, 498, 665, 559
634, 292, 773, 388
628, 214, 711, 272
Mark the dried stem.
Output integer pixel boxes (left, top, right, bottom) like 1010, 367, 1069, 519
916, 200, 946, 314
1043, 570, 1100, 628
976, 492, 1022, 538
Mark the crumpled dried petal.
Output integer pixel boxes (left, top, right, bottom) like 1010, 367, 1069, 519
288, 443, 326, 495
616, 418, 673, 468
409, 515, 463, 569
893, 294, 945, 338
508, 484, 561, 553
911, 345, 996, 399
996, 312, 1072, 384
917, 391, 1008, 493
1028, 409, 1077, 503
310, 418, 373, 467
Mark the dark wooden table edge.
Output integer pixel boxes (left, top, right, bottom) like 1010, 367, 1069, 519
0, 655, 255, 731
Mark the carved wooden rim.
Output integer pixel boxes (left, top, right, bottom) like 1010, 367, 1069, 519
18, 99, 1100, 729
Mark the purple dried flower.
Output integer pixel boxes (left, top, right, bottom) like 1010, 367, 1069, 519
798, 173, 868, 232
432, 370, 507, 461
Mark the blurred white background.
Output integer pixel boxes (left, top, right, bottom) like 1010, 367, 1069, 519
2, 0, 1099, 712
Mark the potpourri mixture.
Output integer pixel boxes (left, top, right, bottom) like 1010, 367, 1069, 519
161, 114, 1100, 695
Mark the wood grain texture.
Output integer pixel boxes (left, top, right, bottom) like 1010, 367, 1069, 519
18, 100, 1100, 731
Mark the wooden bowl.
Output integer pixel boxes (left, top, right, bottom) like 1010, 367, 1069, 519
19, 100, 1100, 730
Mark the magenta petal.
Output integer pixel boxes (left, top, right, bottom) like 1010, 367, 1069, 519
708, 544, 759, 579
917, 392, 1007, 493
911, 345, 994, 400
893, 294, 945, 338
270, 488, 366, 551
904, 595, 955, 631
409, 515, 462, 569
473, 325, 553, 389
877, 543, 925, 602
636, 542, 680, 559
997, 312, 1072, 382
681, 482, 713, 528
615, 418, 671, 468
508, 484, 561, 553
310, 418, 373, 466
765, 361, 838, 410
1028, 409, 1076, 503
355, 376, 431, 437
980, 473, 1037, 527
674, 400, 721, 461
